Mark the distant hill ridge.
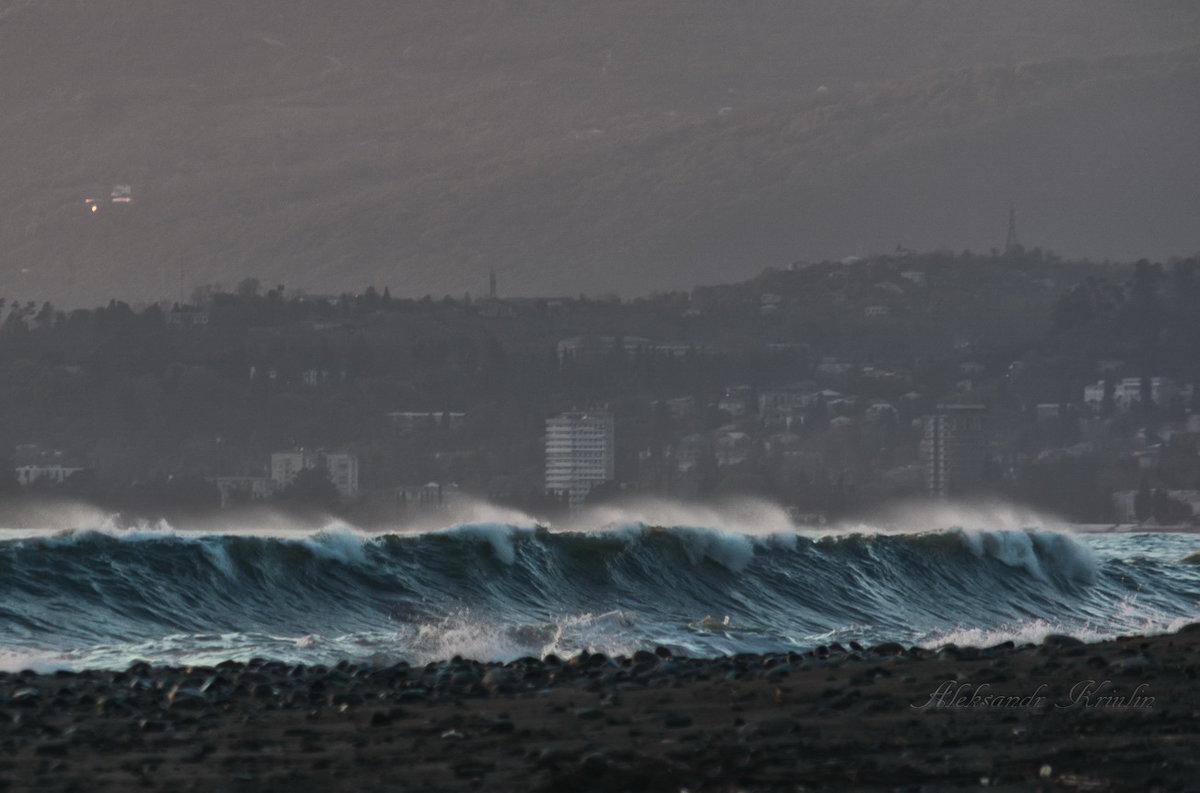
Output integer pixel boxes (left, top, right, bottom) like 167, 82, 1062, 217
0, 0, 1197, 305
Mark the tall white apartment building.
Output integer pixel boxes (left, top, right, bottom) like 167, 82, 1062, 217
545, 411, 615, 506
270, 450, 359, 498
920, 405, 987, 498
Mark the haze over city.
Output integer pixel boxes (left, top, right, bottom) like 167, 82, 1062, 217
2, 4, 1200, 791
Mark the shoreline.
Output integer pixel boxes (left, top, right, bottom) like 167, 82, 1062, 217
3, 626, 1197, 791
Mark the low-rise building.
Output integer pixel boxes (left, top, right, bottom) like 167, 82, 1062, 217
717, 386, 753, 418
16, 464, 84, 487
270, 450, 359, 498
12, 445, 84, 487
165, 306, 209, 329
211, 476, 273, 507
396, 482, 463, 510
387, 411, 467, 434
1083, 377, 1193, 412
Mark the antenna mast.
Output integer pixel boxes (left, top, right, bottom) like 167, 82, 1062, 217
1005, 204, 1020, 254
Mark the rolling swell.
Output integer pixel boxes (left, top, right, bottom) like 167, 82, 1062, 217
0, 525, 1197, 670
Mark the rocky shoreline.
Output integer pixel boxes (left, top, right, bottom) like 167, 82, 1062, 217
2, 627, 1198, 792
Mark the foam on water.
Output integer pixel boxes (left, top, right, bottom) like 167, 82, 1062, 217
569, 497, 796, 537
0, 648, 71, 674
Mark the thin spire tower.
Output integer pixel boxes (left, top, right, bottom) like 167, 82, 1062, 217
1004, 204, 1021, 254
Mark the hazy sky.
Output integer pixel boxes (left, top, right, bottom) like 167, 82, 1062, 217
1, 0, 1197, 305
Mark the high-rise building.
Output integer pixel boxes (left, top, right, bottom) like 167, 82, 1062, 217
545, 411, 615, 506
921, 405, 987, 498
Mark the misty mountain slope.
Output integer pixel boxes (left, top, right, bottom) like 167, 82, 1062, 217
0, 1, 1197, 303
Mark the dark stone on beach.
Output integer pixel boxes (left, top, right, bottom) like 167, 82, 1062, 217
534, 746, 582, 767
34, 741, 69, 757
631, 650, 657, 665
1044, 634, 1085, 648
1178, 622, 1200, 633
870, 642, 905, 656
654, 646, 672, 659
252, 683, 279, 699
765, 664, 794, 683
330, 691, 364, 707
450, 670, 480, 689
481, 668, 517, 694
487, 718, 515, 733
739, 716, 795, 739
181, 743, 215, 763
580, 752, 610, 774
97, 695, 138, 715
166, 689, 208, 710
937, 644, 981, 660
398, 688, 428, 703
369, 711, 391, 727
1110, 655, 1152, 675
10, 688, 40, 706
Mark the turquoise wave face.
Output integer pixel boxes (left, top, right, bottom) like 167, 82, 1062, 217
1, 524, 1198, 671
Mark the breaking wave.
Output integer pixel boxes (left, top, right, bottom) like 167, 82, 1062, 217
0, 518, 1197, 670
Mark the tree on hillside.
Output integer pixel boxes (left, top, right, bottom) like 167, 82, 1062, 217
276, 465, 341, 512
236, 278, 261, 299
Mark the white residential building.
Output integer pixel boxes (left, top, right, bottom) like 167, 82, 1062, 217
921, 405, 988, 498
1083, 377, 1193, 412
545, 411, 615, 506
15, 464, 83, 487
270, 450, 359, 498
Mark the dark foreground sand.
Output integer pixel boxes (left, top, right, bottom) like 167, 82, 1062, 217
2, 627, 1198, 792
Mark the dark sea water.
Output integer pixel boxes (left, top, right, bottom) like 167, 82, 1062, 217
1, 502, 1197, 671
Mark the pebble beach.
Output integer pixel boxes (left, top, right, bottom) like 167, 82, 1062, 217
2, 626, 1197, 792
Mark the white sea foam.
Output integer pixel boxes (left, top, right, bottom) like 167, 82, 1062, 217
567, 496, 795, 536
437, 522, 531, 565
829, 500, 1068, 538
300, 526, 373, 565
926, 591, 1197, 649
0, 648, 71, 674
401, 609, 643, 664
